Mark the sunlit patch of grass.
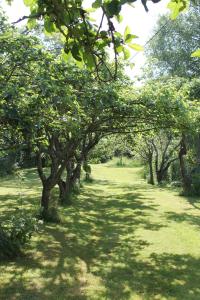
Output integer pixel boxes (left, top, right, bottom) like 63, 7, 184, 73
0, 164, 200, 299
106, 157, 142, 168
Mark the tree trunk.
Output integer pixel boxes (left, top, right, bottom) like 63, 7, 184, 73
156, 170, 164, 184
41, 184, 51, 212
196, 133, 200, 165
58, 178, 73, 205
148, 155, 154, 185
179, 136, 192, 195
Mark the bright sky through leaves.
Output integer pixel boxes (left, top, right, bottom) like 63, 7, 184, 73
2, 0, 169, 78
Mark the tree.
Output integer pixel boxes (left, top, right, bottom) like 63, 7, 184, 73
144, 7, 200, 193
132, 77, 194, 185
145, 4, 200, 78
134, 134, 155, 184
5, 0, 190, 79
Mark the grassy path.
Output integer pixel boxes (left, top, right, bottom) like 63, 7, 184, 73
0, 164, 200, 299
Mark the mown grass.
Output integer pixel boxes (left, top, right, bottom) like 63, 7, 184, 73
106, 157, 142, 168
0, 164, 200, 300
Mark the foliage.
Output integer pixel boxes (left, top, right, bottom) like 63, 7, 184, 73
191, 48, 200, 58
5, 212, 41, 245
145, 4, 200, 78
4, 0, 190, 79
0, 211, 42, 259
0, 226, 18, 259
1, 9, 199, 213
89, 137, 114, 163
2, 17, 184, 213
0, 152, 16, 176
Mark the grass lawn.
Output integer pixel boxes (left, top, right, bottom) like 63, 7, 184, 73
0, 163, 200, 300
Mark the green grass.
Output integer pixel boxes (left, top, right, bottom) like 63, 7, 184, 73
0, 164, 200, 300
106, 157, 142, 168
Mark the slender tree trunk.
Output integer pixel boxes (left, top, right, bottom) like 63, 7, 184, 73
148, 154, 154, 185
179, 136, 192, 195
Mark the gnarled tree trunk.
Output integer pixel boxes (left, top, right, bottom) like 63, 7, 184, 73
58, 160, 82, 205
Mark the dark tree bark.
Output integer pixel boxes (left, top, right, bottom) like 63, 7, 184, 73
41, 183, 52, 211
58, 159, 82, 205
179, 135, 192, 195
152, 136, 179, 184
148, 152, 154, 185
36, 141, 69, 215
58, 133, 100, 204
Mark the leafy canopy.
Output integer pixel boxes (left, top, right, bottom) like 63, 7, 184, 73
5, 0, 191, 79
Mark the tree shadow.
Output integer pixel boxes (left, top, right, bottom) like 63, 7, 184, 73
0, 181, 164, 299
1, 173, 200, 299
185, 195, 200, 210
166, 211, 200, 228
99, 252, 200, 300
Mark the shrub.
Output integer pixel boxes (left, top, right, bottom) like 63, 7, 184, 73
191, 170, 200, 196
0, 153, 16, 176
0, 227, 19, 259
171, 181, 182, 187
0, 211, 42, 259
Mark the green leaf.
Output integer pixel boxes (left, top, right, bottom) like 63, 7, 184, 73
128, 43, 144, 51
44, 17, 55, 33
167, 0, 189, 20
191, 49, 200, 58
83, 52, 95, 69
75, 59, 84, 69
100, 30, 108, 38
92, 0, 102, 9
115, 14, 123, 23
71, 44, 82, 61
62, 50, 72, 62
125, 33, 138, 43
124, 25, 131, 40
106, 0, 121, 16
123, 47, 131, 60
23, 0, 35, 6
27, 18, 37, 29
0, 31, 13, 39
116, 45, 123, 53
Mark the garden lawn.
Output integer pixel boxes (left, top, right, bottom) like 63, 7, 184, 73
0, 163, 200, 300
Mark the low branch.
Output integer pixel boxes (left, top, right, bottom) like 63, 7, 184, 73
12, 13, 46, 25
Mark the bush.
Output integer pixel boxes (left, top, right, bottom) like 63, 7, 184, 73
0, 227, 19, 259
8, 213, 41, 246
171, 181, 182, 187
0, 211, 42, 259
0, 153, 16, 176
191, 167, 200, 196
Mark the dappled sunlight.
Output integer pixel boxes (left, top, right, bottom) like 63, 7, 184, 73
0, 165, 200, 299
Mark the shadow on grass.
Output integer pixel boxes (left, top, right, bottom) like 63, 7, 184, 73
185, 195, 200, 210
166, 211, 200, 228
1, 176, 200, 299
